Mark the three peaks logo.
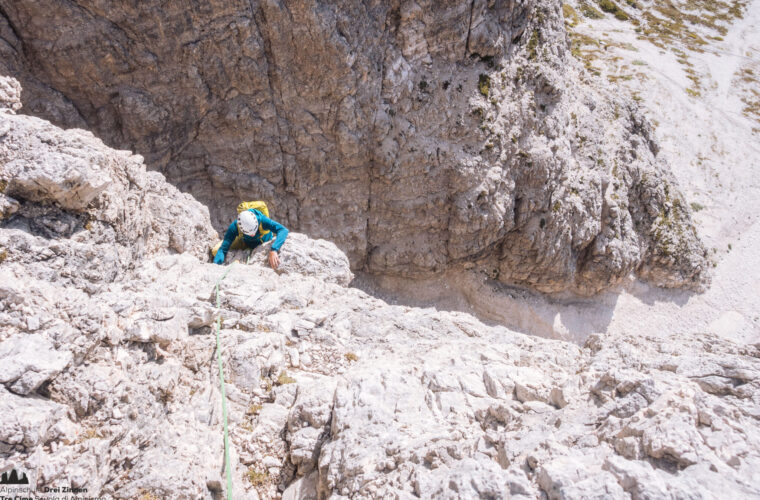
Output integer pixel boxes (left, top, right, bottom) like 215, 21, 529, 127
0, 469, 29, 485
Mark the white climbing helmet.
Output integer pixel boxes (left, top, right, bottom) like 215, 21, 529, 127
237, 210, 259, 236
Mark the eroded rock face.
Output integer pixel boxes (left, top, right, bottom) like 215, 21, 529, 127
0, 90, 758, 499
0, 0, 707, 294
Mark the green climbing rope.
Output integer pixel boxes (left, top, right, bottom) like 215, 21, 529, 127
214, 263, 235, 500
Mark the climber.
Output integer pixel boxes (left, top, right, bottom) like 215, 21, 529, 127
212, 208, 289, 270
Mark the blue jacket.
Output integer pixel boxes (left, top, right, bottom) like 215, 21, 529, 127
219, 209, 289, 255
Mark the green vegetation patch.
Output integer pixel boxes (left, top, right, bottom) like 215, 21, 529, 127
579, 1, 605, 18
75, 427, 101, 444
690, 202, 705, 212
569, 32, 603, 75
637, 1, 747, 51
566, 1, 749, 100
527, 29, 540, 60
598, 0, 630, 20
246, 469, 269, 486
608, 74, 634, 83
563, 3, 581, 27
649, 183, 697, 260
276, 371, 296, 385
478, 73, 491, 97
737, 67, 760, 123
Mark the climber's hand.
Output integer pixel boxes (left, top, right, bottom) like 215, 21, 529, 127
268, 250, 280, 270
213, 251, 225, 265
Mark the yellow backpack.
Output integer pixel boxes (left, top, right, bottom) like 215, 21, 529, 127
236, 201, 271, 239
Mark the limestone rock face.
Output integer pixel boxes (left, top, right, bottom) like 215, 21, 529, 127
0, 91, 757, 498
0, 102, 218, 292
225, 232, 354, 286
0, 75, 21, 113
0, 0, 707, 294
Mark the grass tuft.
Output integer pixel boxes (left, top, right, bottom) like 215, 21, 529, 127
579, 1, 604, 19
690, 202, 705, 212
527, 29, 540, 60
276, 371, 296, 385
345, 352, 358, 362
563, 3, 581, 27
478, 73, 490, 97
598, 0, 630, 20
76, 427, 101, 443
246, 468, 268, 486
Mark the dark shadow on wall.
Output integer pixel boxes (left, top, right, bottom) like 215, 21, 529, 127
351, 270, 624, 345
624, 277, 696, 308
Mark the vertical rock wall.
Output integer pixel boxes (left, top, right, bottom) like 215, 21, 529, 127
0, 0, 707, 293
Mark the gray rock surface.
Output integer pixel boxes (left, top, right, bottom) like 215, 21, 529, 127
0, 16, 756, 499
0, 334, 72, 395
0, 101, 217, 294
0, 88, 757, 498
0, 75, 21, 112
0, 0, 707, 294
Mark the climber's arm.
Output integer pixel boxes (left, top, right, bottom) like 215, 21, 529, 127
214, 221, 238, 264
259, 215, 289, 252
259, 215, 288, 270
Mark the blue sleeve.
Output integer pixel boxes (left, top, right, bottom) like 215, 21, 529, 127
219, 221, 238, 254
259, 214, 289, 252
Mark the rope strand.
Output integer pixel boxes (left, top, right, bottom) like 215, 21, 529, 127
214, 264, 235, 499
